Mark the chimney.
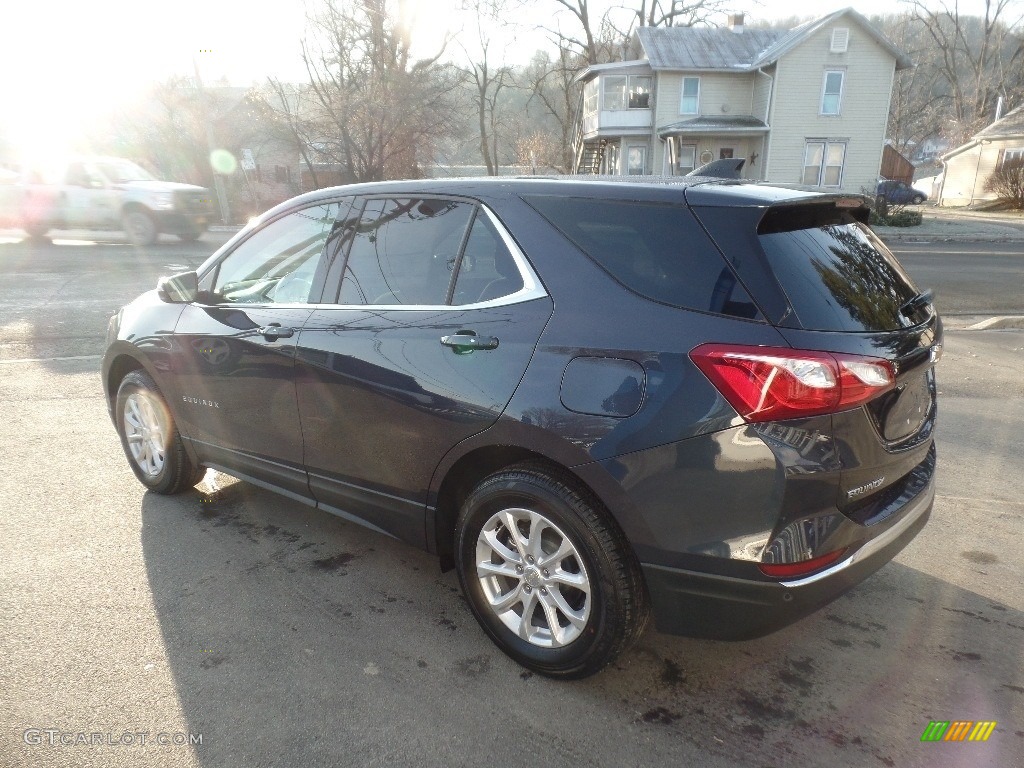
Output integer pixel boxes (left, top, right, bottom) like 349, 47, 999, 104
995, 95, 1005, 121
728, 13, 745, 33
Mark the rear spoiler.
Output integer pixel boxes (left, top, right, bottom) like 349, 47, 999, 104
757, 195, 871, 234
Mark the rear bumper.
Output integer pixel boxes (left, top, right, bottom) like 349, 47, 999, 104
642, 478, 934, 639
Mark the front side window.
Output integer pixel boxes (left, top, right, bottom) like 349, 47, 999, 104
821, 71, 844, 115
680, 77, 700, 115
338, 198, 474, 306
212, 202, 342, 304
803, 141, 846, 187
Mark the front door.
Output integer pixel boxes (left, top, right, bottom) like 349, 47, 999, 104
63, 161, 118, 228
295, 197, 552, 545
170, 200, 346, 497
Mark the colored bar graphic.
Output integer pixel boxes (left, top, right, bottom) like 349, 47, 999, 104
921, 720, 996, 742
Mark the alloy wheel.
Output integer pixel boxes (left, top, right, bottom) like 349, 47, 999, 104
475, 507, 591, 648
122, 392, 166, 477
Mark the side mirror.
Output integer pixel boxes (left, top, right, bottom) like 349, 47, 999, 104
157, 271, 199, 303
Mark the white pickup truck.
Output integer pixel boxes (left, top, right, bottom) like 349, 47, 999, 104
5, 156, 215, 245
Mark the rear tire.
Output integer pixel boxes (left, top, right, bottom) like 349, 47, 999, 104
913, 194, 925, 205
455, 463, 649, 679
177, 229, 203, 242
23, 221, 49, 239
123, 209, 158, 246
115, 370, 203, 494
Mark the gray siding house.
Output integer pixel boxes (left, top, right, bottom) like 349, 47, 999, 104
938, 104, 1024, 206
573, 8, 911, 194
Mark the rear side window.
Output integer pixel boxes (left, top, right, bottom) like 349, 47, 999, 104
450, 213, 524, 305
526, 196, 760, 320
757, 206, 922, 332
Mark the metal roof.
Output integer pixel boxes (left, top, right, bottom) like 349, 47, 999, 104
638, 26, 785, 71
976, 104, 1024, 139
636, 8, 912, 72
658, 116, 769, 136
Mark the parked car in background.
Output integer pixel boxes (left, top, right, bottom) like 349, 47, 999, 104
8, 157, 214, 245
103, 177, 941, 678
913, 174, 942, 200
877, 179, 927, 204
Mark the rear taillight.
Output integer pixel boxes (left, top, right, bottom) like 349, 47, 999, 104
689, 344, 895, 422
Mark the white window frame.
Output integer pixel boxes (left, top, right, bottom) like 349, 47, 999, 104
820, 70, 845, 116
1001, 148, 1024, 168
680, 77, 700, 115
628, 76, 653, 109
626, 145, 648, 175
583, 80, 598, 115
677, 143, 697, 175
802, 140, 847, 187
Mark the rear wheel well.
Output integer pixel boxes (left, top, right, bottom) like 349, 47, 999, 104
433, 446, 616, 571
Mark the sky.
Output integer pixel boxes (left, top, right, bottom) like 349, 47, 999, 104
0, 0, 1016, 160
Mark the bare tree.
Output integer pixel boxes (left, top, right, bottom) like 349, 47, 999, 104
986, 155, 1024, 207
904, 0, 1024, 145
259, 79, 322, 189
459, 0, 516, 174
300, 0, 463, 182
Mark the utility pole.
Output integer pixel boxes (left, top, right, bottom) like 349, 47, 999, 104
193, 56, 231, 225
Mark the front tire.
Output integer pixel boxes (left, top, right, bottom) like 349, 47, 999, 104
455, 463, 649, 679
23, 221, 49, 239
115, 370, 204, 494
123, 209, 158, 246
913, 194, 925, 205
177, 228, 203, 242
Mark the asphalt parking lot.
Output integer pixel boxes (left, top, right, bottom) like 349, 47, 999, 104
1, 232, 1022, 768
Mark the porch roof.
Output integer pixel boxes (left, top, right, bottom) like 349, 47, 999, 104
658, 115, 769, 137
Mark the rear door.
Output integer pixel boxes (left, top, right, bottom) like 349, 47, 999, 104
294, 196, 551, 545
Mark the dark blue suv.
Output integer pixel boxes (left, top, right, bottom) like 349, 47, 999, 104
877, 179, 927, 204
103, 178, 941, 678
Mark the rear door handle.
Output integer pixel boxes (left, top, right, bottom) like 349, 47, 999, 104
260, 324, 295, 340
440, 333, 499, 353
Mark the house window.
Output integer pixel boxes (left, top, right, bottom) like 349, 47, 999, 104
626, 146, 647, 175
680, 77, 700, 115
603, 75, 651, 110
583, 80, 598, 114
629, 77, 652, 109
821, 71, 844, 115
803, 141, 846, 187
1001, 148, 1024, 168
719, 148, 734, 159
677, 144, 696, 175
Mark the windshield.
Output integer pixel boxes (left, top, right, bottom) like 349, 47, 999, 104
94, 160, 155, 183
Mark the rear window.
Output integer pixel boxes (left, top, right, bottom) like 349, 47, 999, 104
526, 196, 761, 320
757, 207, 923, 332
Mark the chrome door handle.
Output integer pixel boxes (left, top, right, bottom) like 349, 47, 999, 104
440, 333, 499, 353
260, 324, 294, 340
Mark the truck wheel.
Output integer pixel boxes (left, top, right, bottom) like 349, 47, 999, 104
23, 221, 49, 239
123, 209, 158, 246
177, 229, 203, 242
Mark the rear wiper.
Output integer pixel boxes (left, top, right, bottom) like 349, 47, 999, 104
900, 289, 933, 317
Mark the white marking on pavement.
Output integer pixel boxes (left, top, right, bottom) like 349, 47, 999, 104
0, 354, 102, 364
964, 316, 1024, 330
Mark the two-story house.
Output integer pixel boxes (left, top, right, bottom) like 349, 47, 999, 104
573, 9, 912, 194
